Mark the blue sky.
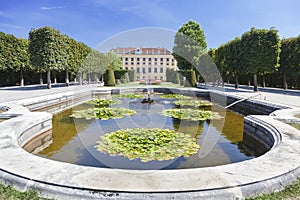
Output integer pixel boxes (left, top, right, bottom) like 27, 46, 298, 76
0, 0, 299, 49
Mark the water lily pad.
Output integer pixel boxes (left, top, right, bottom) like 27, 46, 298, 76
70, 107, 136, 120
160, 94, 191, 99
174, 100, 213, 107
96, 128, 200, 162
89, 99, 121, 107
162, 109, 221, 121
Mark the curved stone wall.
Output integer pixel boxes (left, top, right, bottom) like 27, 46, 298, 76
0, 87, 299, 199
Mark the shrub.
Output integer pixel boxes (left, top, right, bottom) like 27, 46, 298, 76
104, 68, 116, 86
183, 70, 196, 87
114, 69, 128, 80
128, 70, 137, 82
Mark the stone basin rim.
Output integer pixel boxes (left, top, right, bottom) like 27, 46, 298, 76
0, 87, 300, 199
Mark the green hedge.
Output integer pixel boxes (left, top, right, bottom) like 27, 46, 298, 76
181, 70, 196, 87
104, 68, 116, 86
128, 70, 137, 82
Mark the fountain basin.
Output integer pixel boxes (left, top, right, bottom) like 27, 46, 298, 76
0, 87, 300, 199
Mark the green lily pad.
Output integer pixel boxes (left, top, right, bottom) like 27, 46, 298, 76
96, 128, 200, 162
70, 107, 136, 120
162, 108, 221, 121
89, 99, 121, 107
174, 100, 213, 107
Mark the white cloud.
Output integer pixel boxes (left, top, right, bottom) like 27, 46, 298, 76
0, 11, 12, 18
40, 6, 64, 10
0, 23, 23, 29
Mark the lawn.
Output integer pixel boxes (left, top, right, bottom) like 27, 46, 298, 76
0, 184, 47, 200
1, 178, 300, 199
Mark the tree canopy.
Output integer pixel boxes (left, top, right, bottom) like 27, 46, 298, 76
173, 20, 207, 71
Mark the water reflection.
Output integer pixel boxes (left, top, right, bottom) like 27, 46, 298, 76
36, 94, 255, 170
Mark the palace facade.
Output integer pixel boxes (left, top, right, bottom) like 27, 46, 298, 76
111, 47, 177, 81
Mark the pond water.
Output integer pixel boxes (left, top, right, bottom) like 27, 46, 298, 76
36, 94, 255, 170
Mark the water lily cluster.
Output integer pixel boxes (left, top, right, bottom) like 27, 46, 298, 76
174, 100, 213, 108
89, 99, 121, 107
96, 128, 200, 162
162, 109, 220, 121
70, 107, 136, 120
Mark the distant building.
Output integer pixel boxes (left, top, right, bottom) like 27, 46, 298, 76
111, 47, 177, 81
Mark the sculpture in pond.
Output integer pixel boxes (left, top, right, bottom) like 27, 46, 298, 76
141, 90, 154, 104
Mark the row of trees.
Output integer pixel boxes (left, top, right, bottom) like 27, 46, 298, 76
212, 28, 281, 91
0, 32, 31, 86
212, 30, 300, 90
28, 26, 123, 89
0, 27, 126, 88
173, 20, 300, 91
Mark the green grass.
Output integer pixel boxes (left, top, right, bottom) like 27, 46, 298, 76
0, 184, 47, 200
246, 178, 300, 200
1, 178, 300, 200
288, 122, 300, 130
108, 82, 183, 88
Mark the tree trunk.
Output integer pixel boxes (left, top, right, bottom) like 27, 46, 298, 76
65, 71, 70, 87
79, 73, 83, 85
88, 73, 91, 84
262, 76, 266, 88
234, 74, 239, 89
283, 71, 288, 90
253, 73, 258, 92
47, 69, 51, 89
53, 71, 57, 84
40, 73, 43, 85
20, 70, 24, 87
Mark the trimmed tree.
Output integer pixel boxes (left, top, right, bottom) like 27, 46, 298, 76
0, 32, 31, 86
29, 26, 67, 89
240, 28, 281, 92
128, 70, 137, 82
104, 67, 116, 86
279, 36, 300, 90
103, 52, 121, 86
173, 20, 207, 86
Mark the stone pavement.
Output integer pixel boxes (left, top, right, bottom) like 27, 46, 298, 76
1, 83, 300, 108
221, 85, 300, 108
0, 83, 96, 103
